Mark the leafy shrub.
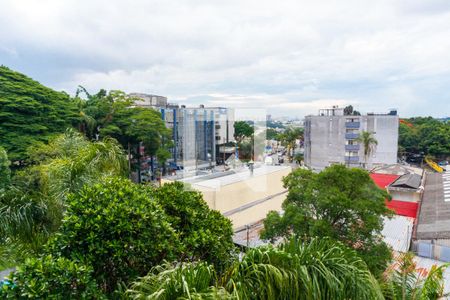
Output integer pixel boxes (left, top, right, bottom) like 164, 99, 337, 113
127, 237, 383, 300
47, 176, 179, 292
152, 182, 235, 270
0, 255, 103, 299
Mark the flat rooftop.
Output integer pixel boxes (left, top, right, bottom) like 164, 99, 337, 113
181, 165, 290, 189
416, 170, 450, 239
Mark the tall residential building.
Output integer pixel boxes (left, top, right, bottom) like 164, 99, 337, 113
304, 106, 399, 171
130, 93, 234, 171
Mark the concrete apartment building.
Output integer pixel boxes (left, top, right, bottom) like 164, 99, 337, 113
304, 106, 399, 171
130, 93, 235, 171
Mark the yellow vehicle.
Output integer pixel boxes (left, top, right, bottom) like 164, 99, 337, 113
425, 157, 444, 173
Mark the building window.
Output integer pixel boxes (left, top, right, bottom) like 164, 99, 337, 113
345, 151, 358, 157
345, 118, 359, 122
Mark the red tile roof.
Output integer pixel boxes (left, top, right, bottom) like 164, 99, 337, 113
386, 200, 419, 218
370, 173, 400, 189
370, 173, 419, 218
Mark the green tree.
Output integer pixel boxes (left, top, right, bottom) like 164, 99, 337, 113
47, 176, 179, 293
398, 117, 450, 160
75, 89, 172, 180
266, 128, 280, 141
150, 182, 235, 271
127, 237, 383, 300
279, 127, 303, 162
356, 130, 378, 169
261, 165, 393, 277
0, 255, 104, 299
343, 105, 361, 116
0, 146, 11, 189
0, 66, 79, 162
381, 252, 448, 300
234, 121, 254, 144
46, 177, 235, 294
0, 130, 128, 264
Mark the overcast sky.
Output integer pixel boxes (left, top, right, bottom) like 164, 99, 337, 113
1, 0, 449, 118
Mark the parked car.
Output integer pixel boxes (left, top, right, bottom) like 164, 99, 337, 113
438, 160, 448, 166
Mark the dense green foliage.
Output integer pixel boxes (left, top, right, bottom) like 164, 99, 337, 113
0, 131, 128, 266
381, 252, 448, 300
47, 176, 179, 292
0, 66, 79, 162
343, 105, 361, 116
266, 128, 280, 141
150, 182, 235, 270
279, 127, 303, 161
0, 255, 104, 299
0, 147, 11, 189
127, 237, 383, 300
45, 177, 234, 293
75, 89, 171, 158
234, 121, 254, 143
399, 117, 450, 159
261, 165, 392, 277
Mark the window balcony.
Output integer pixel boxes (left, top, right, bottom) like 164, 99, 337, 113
345, 121, 360, 128
345, 133, 360, 139
345, 156, 359, 162
345, 144, 360, 151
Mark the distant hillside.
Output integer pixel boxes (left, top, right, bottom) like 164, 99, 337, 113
0, 66, 78, 162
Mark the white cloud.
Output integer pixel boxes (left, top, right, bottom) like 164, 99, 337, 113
1, 0, 449, 117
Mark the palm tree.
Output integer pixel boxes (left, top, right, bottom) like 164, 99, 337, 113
127, 237, 383, 299
381, 252, 448, 300
0, 130, 128, 265
356, 131, 378, 169
280, 127, 303, 163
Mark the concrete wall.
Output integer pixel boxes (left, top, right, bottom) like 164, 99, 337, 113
227, 193, 286, 229
365, 115, 399, 168
389, 189, 421, 202
164, 167, 291, 230
304, 114, 399, 171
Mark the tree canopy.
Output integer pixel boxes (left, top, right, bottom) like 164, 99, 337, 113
0, 147, 11, 189
279, 127, 303, 162
75, 89, 171, 158
399, 117, 450, 160
0, 131, 128, 266
0, 66, 79, 162
266, 128, 280, 141
234, 121, 254, 143
46, 177, 235, 293
261, 164, 393, 277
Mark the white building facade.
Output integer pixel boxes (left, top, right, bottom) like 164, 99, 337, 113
304, 107, 399, 171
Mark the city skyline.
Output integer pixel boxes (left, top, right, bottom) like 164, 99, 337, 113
1, 0, 450, 118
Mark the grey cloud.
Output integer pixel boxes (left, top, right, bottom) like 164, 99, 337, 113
0, 0, 449, 117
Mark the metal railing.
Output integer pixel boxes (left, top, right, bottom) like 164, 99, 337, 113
345, 156, 359, 162
345, 122, 360, 128
345, 144, 360, 151
345, 133, 360, 139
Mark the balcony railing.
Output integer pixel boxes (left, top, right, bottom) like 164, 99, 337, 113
345, 156, 359, 162
345, 133, 360, 139
345, 121, 360, 128
345, 144, 360, 151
